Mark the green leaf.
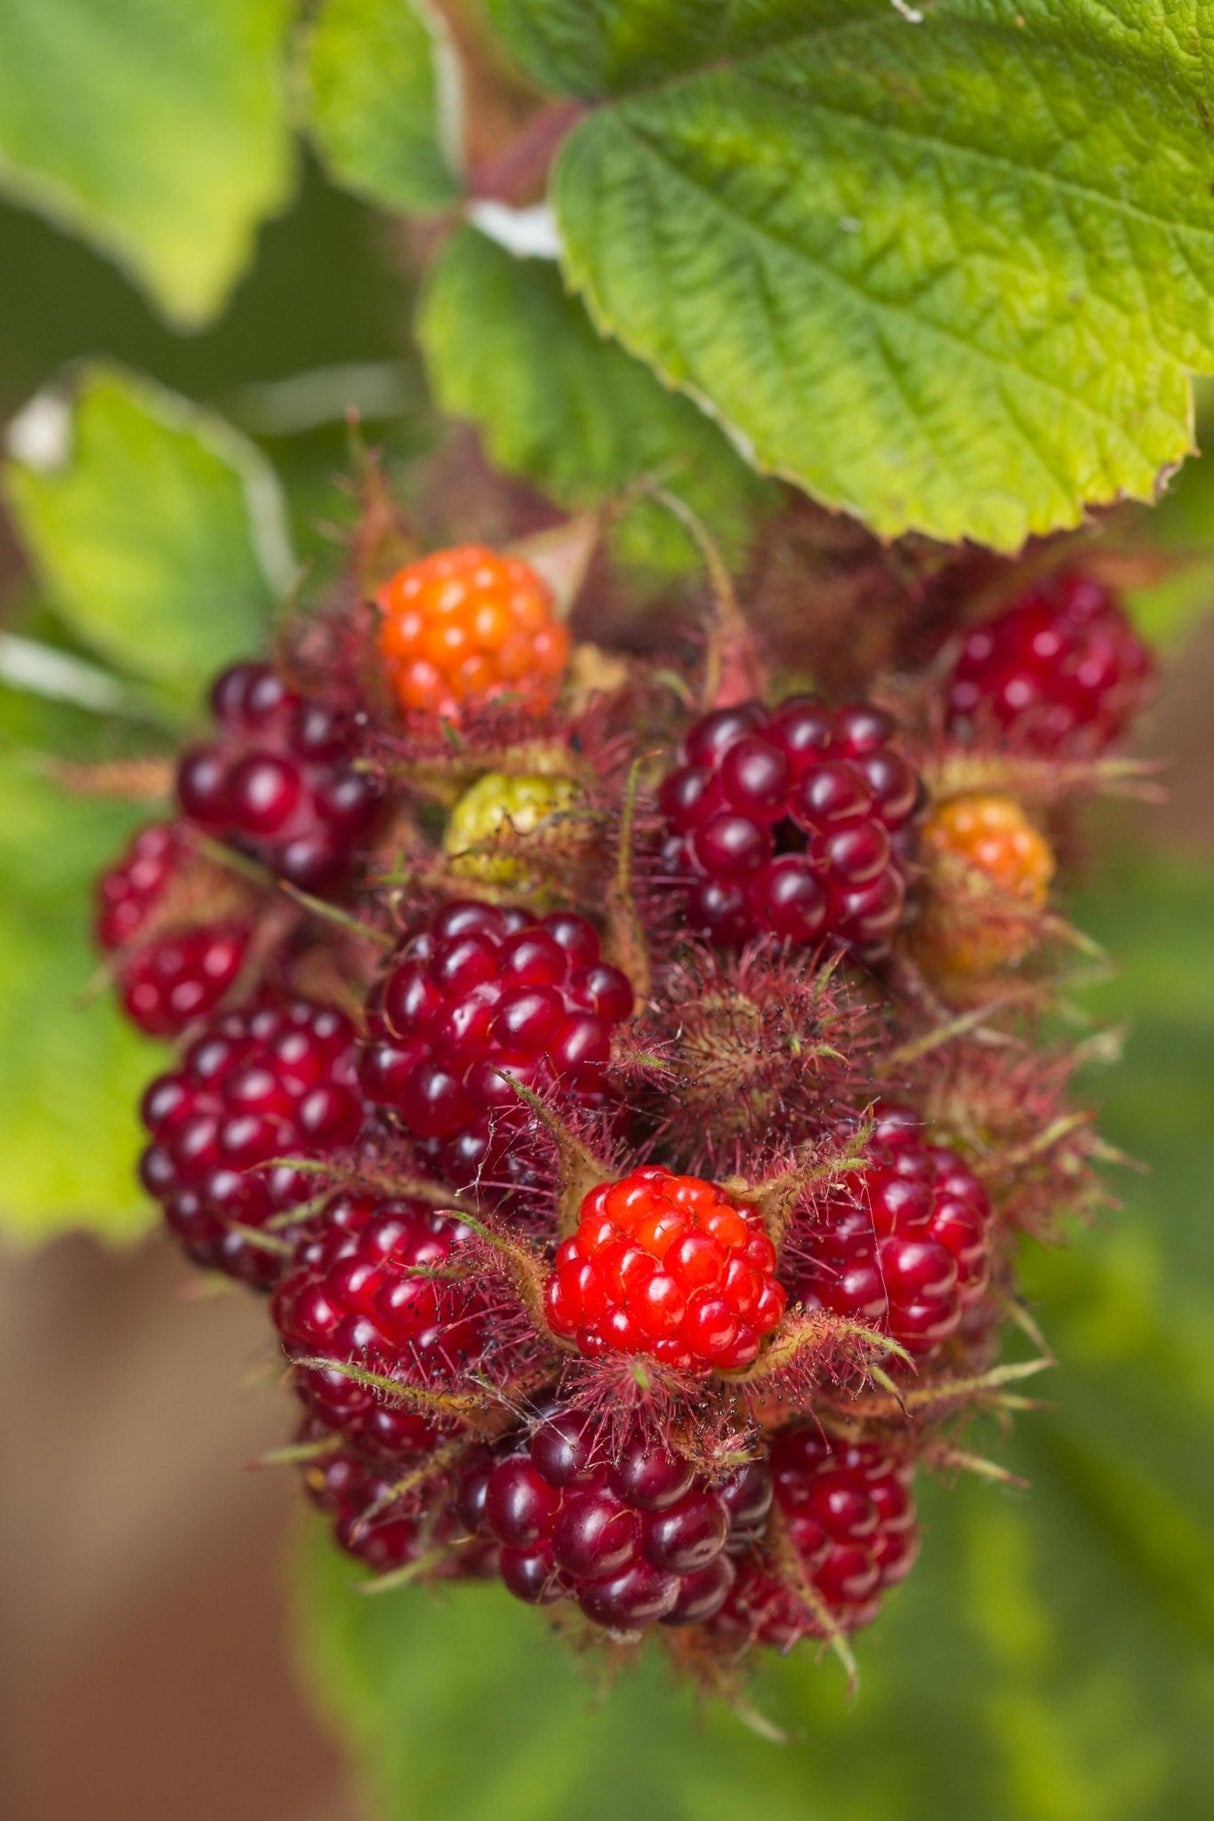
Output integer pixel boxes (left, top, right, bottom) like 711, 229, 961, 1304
418, 224, 776, 573
489, 0, 1214, 549
0, 0, 296, 328
294, 848, 1214, 1819
305, 0, 463, 215
0, 754, 161, 1245
3, 364, 294, 722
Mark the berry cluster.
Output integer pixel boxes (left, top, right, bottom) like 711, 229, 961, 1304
90, 525, 1152, 1701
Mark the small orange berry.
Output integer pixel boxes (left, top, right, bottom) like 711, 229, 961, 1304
376, 545, 570, 720
918, 791, 1055, 974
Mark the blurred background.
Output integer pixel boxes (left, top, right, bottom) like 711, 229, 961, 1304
2, 63, 1214, 1821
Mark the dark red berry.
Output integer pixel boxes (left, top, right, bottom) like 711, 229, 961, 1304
272, 1193, 493, 1461
176, 662, 382, 891
139, 996, 365, 1286
658, 697, 920, 959
463, 1413, 754, 1631
546, 1168, 785, 1375
946, 571, 1154, 755
95, 821, 252, 1036
359, 901, 633, 1198
788, 1105, 993, 1362
300, 1422, 495, 1579
716, 1428, 918, 1649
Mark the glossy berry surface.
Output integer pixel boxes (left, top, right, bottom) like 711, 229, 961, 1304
717, 1428, 918, 1647
461, 1409, 767, 1629
658, 697, 920, 958
546, 1169, 785, 1374
95, 821, 250, 1036
360, 901, 634, 1194
139, 997, 364, 1286
947, 572, 1154, 754
789, 1105, 992, 1360
272, 1193, 487, 1461
176, 662, 381, 891
376, 546, 570, 719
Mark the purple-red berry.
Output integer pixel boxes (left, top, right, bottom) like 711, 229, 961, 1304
946, 572, 1154, 754
658, 698, 920, 959
139, 995, 365, 1286
788, 1105, 993, 1361
360, 900, 633, 1196
176, 662, 382, 891
95, 821, 251, 1036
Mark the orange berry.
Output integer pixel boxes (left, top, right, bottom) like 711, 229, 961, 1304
918, 792, 1055, 974
376, 545, 568, 720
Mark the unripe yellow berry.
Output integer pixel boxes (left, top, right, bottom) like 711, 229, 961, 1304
443, 771, 581, 890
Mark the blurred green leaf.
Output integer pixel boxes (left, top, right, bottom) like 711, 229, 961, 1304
487, 0, 1214, 549
305, 0, 462, 215
295, 847, 1214, 1819
419, 225, 777, 574
0, 0, 296, 328
3, 364, 294, 722
0, 753, 161, 1245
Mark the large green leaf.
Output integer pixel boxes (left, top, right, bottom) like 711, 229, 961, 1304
418, 224, 777, 572
295, 844, 1214, 1816
0, 0, 296, 328
0, 754, 161, 1245
485, 0, 1214, 549
3, 365, 294, 721
305, 0, 463, 216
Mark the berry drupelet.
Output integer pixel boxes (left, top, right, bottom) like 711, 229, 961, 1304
359, 901, 634, 1196
788, 1105, 992, 1361
272, 1193, 489, 1461
546, 1168, 785, 1374
95, 821, 251, 1036
139, 996, 365, 1287
376, 546, 570, 719
716, 1428, 918, 1647
946, 571, 1154, 755
176, 662, 382, 892
658, 698, 921, 959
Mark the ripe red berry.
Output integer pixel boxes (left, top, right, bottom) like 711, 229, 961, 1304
716, 1428, 918, 1648
272, 1193, 490, 1462
176, 662, 382, 891
460, 1408, 766, 1629
376, 546, 570, 719
95, 821, 251, 1036
546, 1168, 785, 1374
359, 900, 634, 1197
946, 571, 1154, 754
789, 1105, 992, 1360
658, 697, 920, 958
139, 996, 365, 1287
